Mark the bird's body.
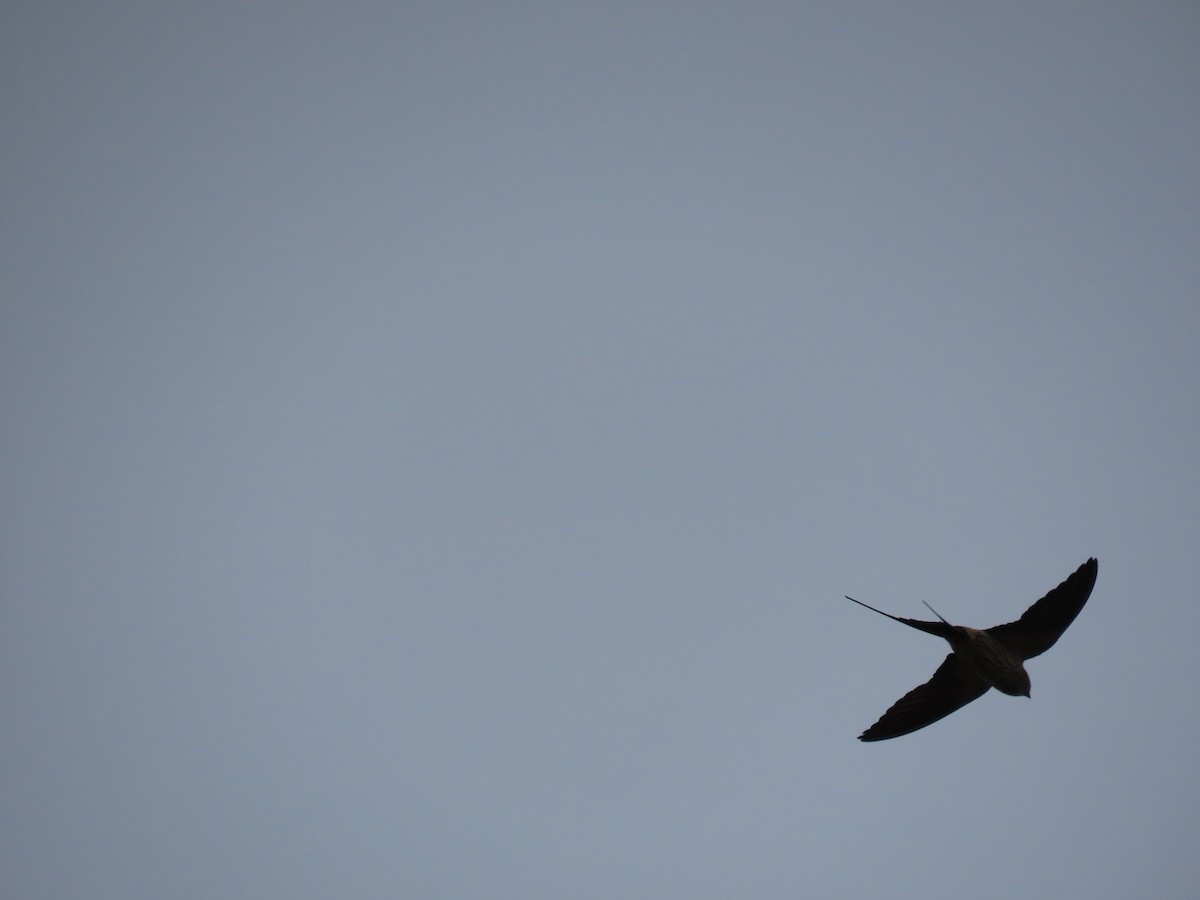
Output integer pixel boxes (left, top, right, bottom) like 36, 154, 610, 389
847, 558, 1098, 741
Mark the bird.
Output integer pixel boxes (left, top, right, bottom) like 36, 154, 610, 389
846, 558, 1098, 741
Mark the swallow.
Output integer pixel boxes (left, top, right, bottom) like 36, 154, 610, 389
846, 558, 1098, 741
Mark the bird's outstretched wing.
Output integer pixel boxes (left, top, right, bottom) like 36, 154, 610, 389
987, 558, 1098, 660
859, 654, 991, 742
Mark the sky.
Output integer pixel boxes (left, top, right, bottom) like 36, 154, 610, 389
2, 3, 1199, 898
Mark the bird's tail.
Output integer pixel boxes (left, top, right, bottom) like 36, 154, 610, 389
844, 595, 957, 640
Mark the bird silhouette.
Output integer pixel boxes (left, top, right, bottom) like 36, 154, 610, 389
847, 558, 1098, 741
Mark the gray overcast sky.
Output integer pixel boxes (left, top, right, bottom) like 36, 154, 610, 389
3, 3, 1198, 898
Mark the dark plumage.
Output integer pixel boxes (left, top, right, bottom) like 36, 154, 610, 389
847, 558, 1098, 741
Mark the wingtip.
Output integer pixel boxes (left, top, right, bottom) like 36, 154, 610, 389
1081, 556, 1099, 586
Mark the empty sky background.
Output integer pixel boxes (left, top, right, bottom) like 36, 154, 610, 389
3, 3, 1199, 898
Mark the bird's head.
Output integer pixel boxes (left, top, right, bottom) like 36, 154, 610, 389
995, 668, 1032, 698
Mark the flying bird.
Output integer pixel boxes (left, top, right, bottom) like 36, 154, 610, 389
846, 558, 1098, 741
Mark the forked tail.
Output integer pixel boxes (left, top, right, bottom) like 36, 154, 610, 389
844, 595, 956, 640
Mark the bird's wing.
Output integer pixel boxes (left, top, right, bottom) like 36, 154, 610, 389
858, 654, 990, 742
986, 558, 1098, 660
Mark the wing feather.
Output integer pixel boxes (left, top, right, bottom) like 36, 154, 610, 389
858, 654, 990, 742
987, 558, 1098, 660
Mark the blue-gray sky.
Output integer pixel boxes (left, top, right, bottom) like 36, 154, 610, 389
3, 3, 1199, 898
